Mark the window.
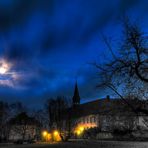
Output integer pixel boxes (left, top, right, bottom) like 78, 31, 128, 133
90, 117, 92, 123
87, 117, 89, 123
83, 118, 85, 123
94, 116, 96, 122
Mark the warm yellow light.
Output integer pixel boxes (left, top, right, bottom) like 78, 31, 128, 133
74, 123, 97, 136
53, 130, 58, 136
79, 126, 84, 132
76, 130, 81, 135
74, 126, 84, 136
42, 131, 48, 137
47, 133, 52, 141
53, 130, 61, 141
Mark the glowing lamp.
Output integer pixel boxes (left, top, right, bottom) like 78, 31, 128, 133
47, 133, 52, 141
53, 130, 61, 141
79, 126, 84, 132
42, 131, 48, 137
76, 130, 81, 135
54, 130, 59, 136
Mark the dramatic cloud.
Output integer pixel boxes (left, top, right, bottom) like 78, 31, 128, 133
0, 0, 147, 108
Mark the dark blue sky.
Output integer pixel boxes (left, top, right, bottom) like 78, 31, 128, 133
0, 0, 147, 108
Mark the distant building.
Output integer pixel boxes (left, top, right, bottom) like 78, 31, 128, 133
66, 82, 148, 135
9, 112, 41, 141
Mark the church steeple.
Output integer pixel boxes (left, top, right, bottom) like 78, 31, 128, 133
72, 82, 80, 106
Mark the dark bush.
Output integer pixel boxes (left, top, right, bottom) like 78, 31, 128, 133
113, 128, 133, 137
83, 127, 101, 139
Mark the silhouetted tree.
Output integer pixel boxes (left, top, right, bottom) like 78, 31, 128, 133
94, 19, 148, 115
46, 96, 72, 141
9, 102, 26, 118
0, 101, 28, 142
32, 109, 48, 140
9, 112, 39, 141
0, 101, 9, 142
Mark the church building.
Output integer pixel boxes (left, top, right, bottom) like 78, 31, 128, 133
70, 82, 148, 135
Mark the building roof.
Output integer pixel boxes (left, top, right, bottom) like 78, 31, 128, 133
68, 97, 146, 119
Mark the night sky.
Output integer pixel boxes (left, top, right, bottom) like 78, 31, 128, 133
0, 0, 147, 108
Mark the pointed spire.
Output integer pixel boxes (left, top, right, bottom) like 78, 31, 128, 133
72, 81, 80, 106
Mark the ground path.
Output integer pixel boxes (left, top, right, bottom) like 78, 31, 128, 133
1, 140, 148, 148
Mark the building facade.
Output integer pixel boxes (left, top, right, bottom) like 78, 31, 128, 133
70, 83, 148, 136
8, 112, 41, 141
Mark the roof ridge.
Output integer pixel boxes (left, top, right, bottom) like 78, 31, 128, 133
81, 98, 119, 105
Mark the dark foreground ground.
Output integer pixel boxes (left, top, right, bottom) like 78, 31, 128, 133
1, 140, 148, 148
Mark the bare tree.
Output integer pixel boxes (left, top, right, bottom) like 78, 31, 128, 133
94, 19, 148, 115
0, 101, 10, 142
9, 112, 39, 141
46, 96, 73, 141
9, 102, 26, 118
31, 109, 49, 141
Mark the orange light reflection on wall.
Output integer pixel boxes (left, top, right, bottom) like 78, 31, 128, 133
74, 123, 97, 136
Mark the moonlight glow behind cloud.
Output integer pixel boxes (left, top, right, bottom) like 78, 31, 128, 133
0, 0, 147, 108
